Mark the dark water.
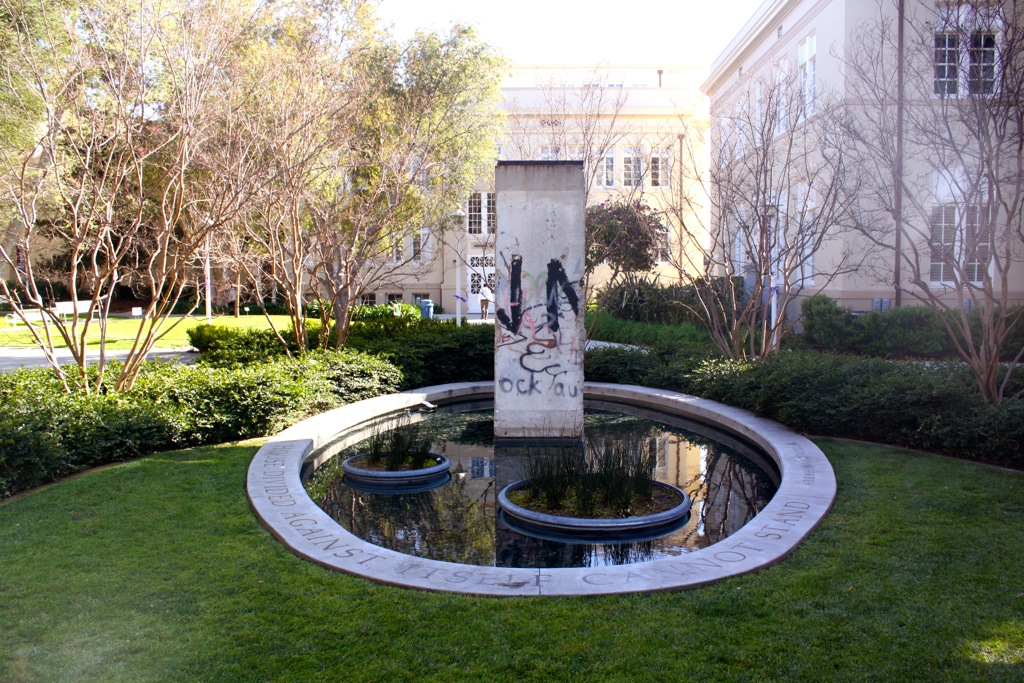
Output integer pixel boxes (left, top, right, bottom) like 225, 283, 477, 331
304, 400, 779, 569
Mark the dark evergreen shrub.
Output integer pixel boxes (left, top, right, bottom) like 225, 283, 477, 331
0, 351, 403, 498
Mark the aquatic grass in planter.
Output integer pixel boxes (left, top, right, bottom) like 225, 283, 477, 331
362, 419, 436, 471
513, 437, 664, 518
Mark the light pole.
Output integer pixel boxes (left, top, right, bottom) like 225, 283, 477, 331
452, 206, 466, 327
204, 231, 212, 325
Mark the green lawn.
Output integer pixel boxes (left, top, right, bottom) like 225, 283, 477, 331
1, 439, 1022, 681
0, 314, 293, 350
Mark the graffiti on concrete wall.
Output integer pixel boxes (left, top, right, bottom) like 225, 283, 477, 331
495, 253, 583, 399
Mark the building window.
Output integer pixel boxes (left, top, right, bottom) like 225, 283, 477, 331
655, 226, 671, 263
623, 148, 642, 187
798, 219, 817, 286
934, 2, 1000, 98
412, 228, 429, 262
386, 293, 403, 304
796, 184, 816, 285
798, 33, 817, 115
964, 204, 991, 282
597, 150, 615, 187
930, 204, 989, 283
774, 60, 790, 134
934, 33, 959, 96
540, 145, 560, 160
650, 149, 670, 188
468, 192, 497, 235
391, 238, 403, 263
470, 458, 495, 478
359, 293, 377, 306
968, 32, 996, 94
412, 292, 430, 303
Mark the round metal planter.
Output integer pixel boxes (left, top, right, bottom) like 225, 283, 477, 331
497, 479, 692, 543
342, 454, 451, 493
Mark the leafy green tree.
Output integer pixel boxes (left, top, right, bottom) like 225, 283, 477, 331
306, 24, 506, 346
585, 199, 665, 287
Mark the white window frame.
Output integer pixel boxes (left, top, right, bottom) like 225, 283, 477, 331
933, 6, 1001, 98
540, 145, 560, 161
795, 184, 817, 286
934, 31, 960, 96
412, 228, 430, 262
597, 149, 615, 187
929, 203, 989, 284
729, 209, 751, 275
968, 31, 997, 95
774, 60, 790, 135
798, 33, 816, 116
655, 225, 671, 263
467, 192, 497, 236
623, 147, 643, 187
650, 149, 671, 188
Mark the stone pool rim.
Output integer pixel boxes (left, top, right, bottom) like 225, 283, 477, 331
246, 382, 838, 597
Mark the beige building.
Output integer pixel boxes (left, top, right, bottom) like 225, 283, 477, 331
366, 65, 709, 317
701, 0, 1024, 316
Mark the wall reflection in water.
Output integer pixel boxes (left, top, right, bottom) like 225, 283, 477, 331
305, 409, 778, 569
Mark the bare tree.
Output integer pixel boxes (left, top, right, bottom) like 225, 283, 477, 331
218, 1, 372, 353
841, 0, 1024, 402
0, 0, 266, 392
671, 72, 859, 358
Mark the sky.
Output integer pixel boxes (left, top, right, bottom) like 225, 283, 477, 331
374, 0, 767, 72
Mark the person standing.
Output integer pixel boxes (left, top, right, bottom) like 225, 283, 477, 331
479, 285, 492, 319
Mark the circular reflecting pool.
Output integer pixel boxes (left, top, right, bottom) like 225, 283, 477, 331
303, 400, 779, 569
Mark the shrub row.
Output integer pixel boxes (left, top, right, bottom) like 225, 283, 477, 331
585, 310, 717, 351
346, 320, 494, 390
800, 294, 1024, 361
585, 346, 1024, 470
188, 317, 494, 390
0, 351, 403, 499
595, 273, 744, 328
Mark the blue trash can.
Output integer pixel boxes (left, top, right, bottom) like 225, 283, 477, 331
419, 299, 434, 319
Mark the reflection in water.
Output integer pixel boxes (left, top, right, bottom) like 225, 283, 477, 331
305, 409, 778, 569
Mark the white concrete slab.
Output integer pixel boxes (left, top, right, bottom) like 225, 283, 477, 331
247, 382, 837, 596
493, 162, 586, 439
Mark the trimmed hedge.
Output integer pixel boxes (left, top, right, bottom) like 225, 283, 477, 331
585, 346, 1024, 469
801, 294, 1024, 361
346, 320, 494, 390
188, 318, 495, 390
0, 350, 402, 499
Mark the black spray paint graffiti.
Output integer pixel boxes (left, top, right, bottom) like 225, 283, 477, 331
496, 254, 523, 334
495, 253, 583, 400
545, 259, 580, 332
496, 254, 579, 335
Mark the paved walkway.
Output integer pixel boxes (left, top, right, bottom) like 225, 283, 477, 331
0, 347, 197, 372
